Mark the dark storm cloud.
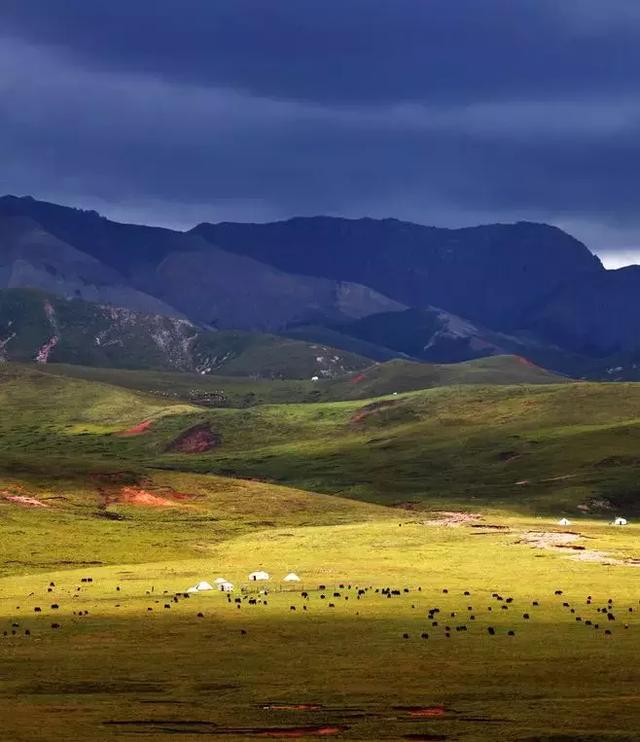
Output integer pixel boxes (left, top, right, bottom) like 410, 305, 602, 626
1, 1, 640, 259
3, 0, 640, 105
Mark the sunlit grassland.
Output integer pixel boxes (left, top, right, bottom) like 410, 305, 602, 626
1, 365, 640, 740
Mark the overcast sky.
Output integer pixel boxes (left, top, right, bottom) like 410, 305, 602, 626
2, 1, 640, 266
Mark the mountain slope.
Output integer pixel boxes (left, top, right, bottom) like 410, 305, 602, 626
192, 216, 603, 331
0, 196, 407, 332
150, 242, 405, 330
526, 265, 640, 356
0, 214, 181, 316
6, 195, 640, 378
0, 289, 371, 378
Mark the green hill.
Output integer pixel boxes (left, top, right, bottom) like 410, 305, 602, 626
0, 363, 636, 516
0, 288, 370, 379
33, 354, 566, 409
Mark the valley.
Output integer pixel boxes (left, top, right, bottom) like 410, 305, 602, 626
0, 364, 639, 740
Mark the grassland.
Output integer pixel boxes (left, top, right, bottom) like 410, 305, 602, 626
0, 363, 639, 740
35, 354, 565, 407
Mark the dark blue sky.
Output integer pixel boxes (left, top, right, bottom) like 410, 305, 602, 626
2, 1, 640, 265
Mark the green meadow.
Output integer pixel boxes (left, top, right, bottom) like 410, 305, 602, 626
0, 363, 639, 740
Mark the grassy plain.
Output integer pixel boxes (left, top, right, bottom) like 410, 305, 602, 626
0, 364, 639, 740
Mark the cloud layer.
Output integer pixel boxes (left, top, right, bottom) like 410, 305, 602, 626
2, 1, 640, 259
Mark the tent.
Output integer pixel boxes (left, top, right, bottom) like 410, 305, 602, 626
214, 577, 229, 584
195, 581, 214, 591
186, 581, 214, 592
558, 517, 571, 526
248, 570, 270, 581
218, 581, 234, 592
614, 517, 628, 526
283, 573, 301, 582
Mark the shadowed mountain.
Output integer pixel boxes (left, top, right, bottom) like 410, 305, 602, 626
0, 197, 404, 331
4, 195, 640, 379
0, 214, 181, 317
192, 216, 603, 331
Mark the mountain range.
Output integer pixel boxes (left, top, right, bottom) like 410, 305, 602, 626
0, 194, 637, 378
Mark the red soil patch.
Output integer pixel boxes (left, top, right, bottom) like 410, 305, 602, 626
108, 487, 185, 508
407, 707, 446, 718
2, 494, 49, 508
351, 399, 399, 424
349, 373, 366, 385
263, 705, 324, 712
118, 420, 152, 436
254, 727, 347, 738
167, 424, 222, 454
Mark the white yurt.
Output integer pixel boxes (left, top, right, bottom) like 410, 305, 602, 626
186, 581, 214, 592
214, 577, 229, 585
248, 570, 270, 581
195, 581, 214, 591
558, 517, 571, 526
218, 581, 234, 592
283, 573, 301, 582
614, 517, 628, 526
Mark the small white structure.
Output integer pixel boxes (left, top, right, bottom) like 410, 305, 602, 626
218, 581, 234, 592
311, 376, 319, 382
248, 570, 270, 581
214, 577, 229, 585
186, 580, 214, 592
614, 517, 628, 526
283, 573, 301, 582
558, 517, 571, 526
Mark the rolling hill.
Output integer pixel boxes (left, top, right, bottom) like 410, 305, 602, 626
0, 288, 370, 378
33, 355, 566, 408
3, 363, 637, 518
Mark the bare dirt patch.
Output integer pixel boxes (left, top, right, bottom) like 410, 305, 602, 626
351, 399, 400, 424
422, 511, 482, 527
516, 531, 582, 549
105, 487, 189, 508
118, 420, 152, 436
571, 550, 640, 567
212, 727, 349, 738
167, 423, 222, 453
1, 493, 49, 508
516, 530, 640, 567
395, 706, 447, 718
263, 704, 324, 712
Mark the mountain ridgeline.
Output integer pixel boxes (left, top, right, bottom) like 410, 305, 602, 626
0, 194, 637, 379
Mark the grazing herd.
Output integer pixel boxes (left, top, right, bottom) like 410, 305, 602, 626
1, 575, 637, 645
